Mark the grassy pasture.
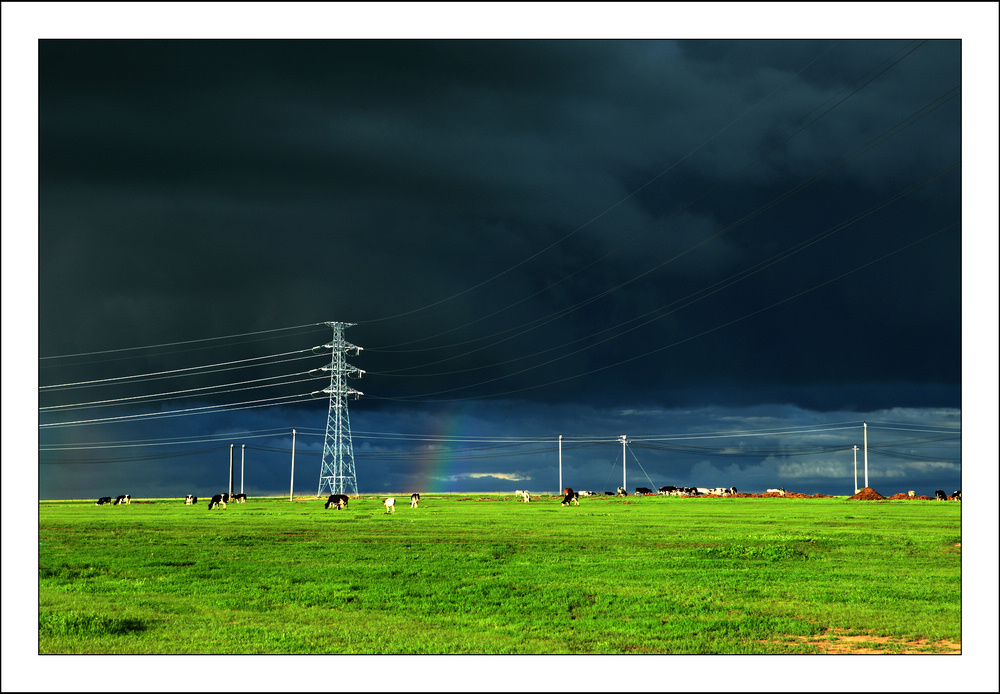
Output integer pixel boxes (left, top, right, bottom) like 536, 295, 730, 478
37, 494, 961, 654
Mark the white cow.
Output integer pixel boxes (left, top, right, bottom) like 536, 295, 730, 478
521, 490, 530, 503
766, 488, 786, 497
383, 497, 396, 514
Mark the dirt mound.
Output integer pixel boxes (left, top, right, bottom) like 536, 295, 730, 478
848, 487, 884, 500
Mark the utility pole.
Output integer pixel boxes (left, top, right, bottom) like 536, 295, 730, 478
229, 444, 234, 497
318, 322, 364, 497
240, 444, 245, 495
863, 421, 869, 489
558, 435, 562, 494
289, 429, 296, 501
853, 444, 859, 494
620, 435, 627, 492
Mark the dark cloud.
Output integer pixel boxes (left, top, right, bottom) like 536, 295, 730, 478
32, 35, 968, 498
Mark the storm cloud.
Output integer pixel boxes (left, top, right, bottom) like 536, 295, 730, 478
14, 12, 987, 502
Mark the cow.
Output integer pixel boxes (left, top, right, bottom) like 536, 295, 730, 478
935, 490, 946, 501
635, 487, 654, 496
184, 495, 198, 505
658, 486, 676, 495
410, 493, 420, 508
383, 497, 396, 514
952, 490, 961, 501
521, 490, 531, 503
96, 496, 113, 506
907, 490, 915, 498
729, 487, 738, 496
232, 493, 247, 503
578, 490, 595, 497
325, 494, 349, 510
561, 491, 580, 506
114, 494, 131, 505
766, 488, 786, 497
208, 494, 227, 510
617, 487, 628, 497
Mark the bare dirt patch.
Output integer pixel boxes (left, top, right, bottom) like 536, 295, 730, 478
848, 486, 885, 500
765, 628, 961, 654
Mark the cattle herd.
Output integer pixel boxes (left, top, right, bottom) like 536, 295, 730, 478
94, 486, 961, 509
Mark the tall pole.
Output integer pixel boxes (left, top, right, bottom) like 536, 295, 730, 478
863, 421, 869, 489
290, 429, 296, 501
229, 444, 234, 497
621, 435, 627, 492
853, 445, 859, 494
240, 444, 245, 495
558, 435, 563, 494
318, 322, 364, 497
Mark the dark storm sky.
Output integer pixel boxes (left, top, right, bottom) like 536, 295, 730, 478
12, 6, 994, 503
38, 39, 961, 399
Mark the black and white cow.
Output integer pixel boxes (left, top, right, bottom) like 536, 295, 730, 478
766, 488, 786, 497
114, 494, 131, 505
410, 493, 420, 508
935, 490, 946, 500
185, 495, 198, 505
561, 490, 580, 506
232, 493, 247, 503
635, 487, 654, 496
208, 494, 227, 510
952, 490, 961, 501
383, 497, 396, 514
325, 494, 349, 510
616, 486, 628, 496
729, 487, 738, 496
96, 496, 113, 506
520, 490, 531, 503
658, 486, 676, 495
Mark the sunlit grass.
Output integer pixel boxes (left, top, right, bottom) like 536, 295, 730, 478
38, 494, 961, 654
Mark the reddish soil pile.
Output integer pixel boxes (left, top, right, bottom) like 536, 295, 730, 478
847, 487, 885, 500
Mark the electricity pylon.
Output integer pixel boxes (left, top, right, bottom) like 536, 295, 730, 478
317, 321, 364, 497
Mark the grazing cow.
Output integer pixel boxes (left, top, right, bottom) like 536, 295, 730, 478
616, 486, 628, 496
907, 490, 915, 498
952, 490, 961, 501
114, 494, 131, 505
766, 488, 786, 497
232, 493, 247, 503
729, 487, 738, 496
658, 486, 676, 495
935, 490, 946, 501
521, 490, 531, 503
635, 487, 654, 496
561, 491, 580, 506
325, 494, 349, 510
383, 497, 396, 514
208, 494, 227, 510
578, 490, 595, 497
184, 495, 198, 505
96, 496, 113, 506
410, 493, 420, 508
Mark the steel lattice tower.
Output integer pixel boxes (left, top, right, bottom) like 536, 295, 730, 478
317, 321, 364, 497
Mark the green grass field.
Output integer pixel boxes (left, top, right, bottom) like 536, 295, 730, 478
37, 494, 961, 655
